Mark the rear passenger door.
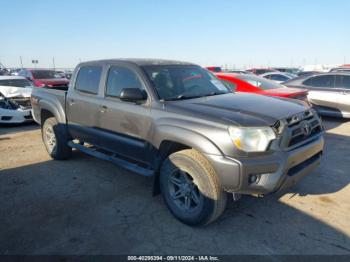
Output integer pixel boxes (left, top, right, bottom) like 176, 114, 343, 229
335, 75, 350, 116
302, 74, 339, 111
98, 64, 152, 165
66, 65, 105, 146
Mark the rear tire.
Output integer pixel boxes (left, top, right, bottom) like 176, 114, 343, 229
42, 117, 72, 160
160, 149, 227, 226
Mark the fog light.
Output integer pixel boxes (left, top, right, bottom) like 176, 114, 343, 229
249, 174, 260, 184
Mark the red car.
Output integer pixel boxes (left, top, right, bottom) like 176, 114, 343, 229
18, 69, 70, 89
215, 73, 308, 101
206, 66, 222, 72
246, 68, 278, 75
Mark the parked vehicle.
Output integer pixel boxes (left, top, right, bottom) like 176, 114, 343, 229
64, 70, 73, 80
246, 68, 277, 75
32, 59, 324, 226
215, 72, 308, 101
297, 71, 321, 77
273, 67, 301, 75
55, 70, 66, 78
284, 72, 350, 118
330, 65, 350, 73
206, 66, 222, 72
18, 69, 69, 90
226, 70, 253, 74
9, 68, 22, 76
0, 63, 10, 76
260, 72, 297, 84
0, 76, 33, 123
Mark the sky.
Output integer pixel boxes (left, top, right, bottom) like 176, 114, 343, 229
1, 0, 349, 69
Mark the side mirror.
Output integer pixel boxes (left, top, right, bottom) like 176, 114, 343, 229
120, 88, 147, 102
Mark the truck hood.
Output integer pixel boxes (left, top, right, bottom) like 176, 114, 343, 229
0, 85, 32, 98
166, 93, 308, 126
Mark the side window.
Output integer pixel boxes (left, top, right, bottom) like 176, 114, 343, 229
341, 76, 350, 89
106, 66, 144, 98
75, 66, 102, 94
270, 74, 289, 81
221, 79, 237, 91
303, 75, 335, 88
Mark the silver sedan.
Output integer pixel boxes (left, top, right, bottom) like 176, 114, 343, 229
284, 72, 350, 118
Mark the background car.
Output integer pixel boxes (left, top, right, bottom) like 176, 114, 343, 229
9, 68, 22, 76
260, 72, 297, 84
283, 72, 350, 118
55, 70, 66, 78
18, 69, 70, 90
273, 67, 301, 75
215, 72, 308, 101
297, 71, 321, 77
0, 75, 34, 89
0, 76, 33, 124
226, 70, 253, 74
330, 65, 350, 73
64, 70, 73, 79
206, 66, 222, 72
0, 63, 10, 76
245, 68, 278, 75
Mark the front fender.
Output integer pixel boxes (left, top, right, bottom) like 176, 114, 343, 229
152, 125, 223, 156
38, 99, 65, 124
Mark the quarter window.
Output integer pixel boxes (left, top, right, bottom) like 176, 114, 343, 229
106, 66, 143, 97
75, 66, 102, 94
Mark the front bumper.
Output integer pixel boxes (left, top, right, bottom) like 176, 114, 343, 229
0, 108, 33, 124
205, 134, 324, 195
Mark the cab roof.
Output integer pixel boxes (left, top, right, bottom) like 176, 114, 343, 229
78, 58, 196, 67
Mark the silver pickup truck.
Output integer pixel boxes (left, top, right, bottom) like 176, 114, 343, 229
31, 59, 324, 226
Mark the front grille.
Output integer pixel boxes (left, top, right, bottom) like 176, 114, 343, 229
279, 110, 323, 149
9, 97, 32, 109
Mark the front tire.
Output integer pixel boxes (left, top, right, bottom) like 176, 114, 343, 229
42, 117, 72, 160
160, 149, 227, 226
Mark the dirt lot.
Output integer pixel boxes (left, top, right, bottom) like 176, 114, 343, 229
0, 118, 349, 255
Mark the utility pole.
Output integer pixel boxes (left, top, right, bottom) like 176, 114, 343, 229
52, 57, 56, 70
20, 56, 23, 68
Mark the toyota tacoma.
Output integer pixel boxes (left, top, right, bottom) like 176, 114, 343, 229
31, 59, 324, 226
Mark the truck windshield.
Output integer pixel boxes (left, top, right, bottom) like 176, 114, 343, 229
143, 65, 229, 101
32, 70, 61, 79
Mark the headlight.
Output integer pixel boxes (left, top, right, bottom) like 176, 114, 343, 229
228, 126, 276, 152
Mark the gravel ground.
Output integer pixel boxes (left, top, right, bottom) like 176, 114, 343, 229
0, 117, 349, 255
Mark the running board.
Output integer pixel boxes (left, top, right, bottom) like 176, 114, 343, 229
68, 141, 154, 177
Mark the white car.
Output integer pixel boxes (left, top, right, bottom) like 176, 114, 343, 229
260, 72, 297, 84
0, 76, 33, 124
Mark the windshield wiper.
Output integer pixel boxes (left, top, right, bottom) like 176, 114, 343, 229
165, 94, 203, 101
164, 91, 227, 101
